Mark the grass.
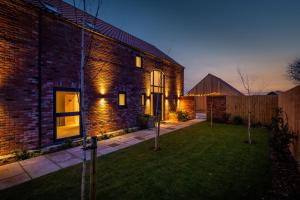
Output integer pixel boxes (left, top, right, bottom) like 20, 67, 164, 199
1, 122, 271, 200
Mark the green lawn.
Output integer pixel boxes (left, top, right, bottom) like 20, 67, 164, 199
1, 122, 271, 200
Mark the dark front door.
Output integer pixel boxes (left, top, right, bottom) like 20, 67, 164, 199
152, 93, 162, 118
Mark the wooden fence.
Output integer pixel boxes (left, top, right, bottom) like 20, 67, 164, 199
194, 96, 207, 112
226, 95, 278, 125
278, 86, 300, 160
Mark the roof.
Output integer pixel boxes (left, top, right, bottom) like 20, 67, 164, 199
188, 73, 244, 96
267, 91, 282, 96
24, 0, 182, 67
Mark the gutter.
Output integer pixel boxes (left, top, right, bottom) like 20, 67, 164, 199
37, 11, 43, 148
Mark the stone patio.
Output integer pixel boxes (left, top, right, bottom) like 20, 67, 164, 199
0, 119, 203, 190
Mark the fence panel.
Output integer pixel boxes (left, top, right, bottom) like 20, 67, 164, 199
226, 95, 278, 125
278, 86, 300, 161
194, 96, 207, 112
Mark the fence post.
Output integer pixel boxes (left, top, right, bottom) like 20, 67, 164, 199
90, 136, 97, 200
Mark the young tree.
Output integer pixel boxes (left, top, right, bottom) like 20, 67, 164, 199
210, 95, 213, 128
154, 73, 162, 151
68, 1, 102, 199
287, 58, 300, 85
237, 68, 252, 144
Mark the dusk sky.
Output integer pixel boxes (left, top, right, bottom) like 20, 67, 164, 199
66, 0, 300, 94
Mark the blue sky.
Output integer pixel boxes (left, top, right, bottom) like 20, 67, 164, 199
65, 0, 300, 93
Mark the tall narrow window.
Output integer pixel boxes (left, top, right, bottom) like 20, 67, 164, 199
135, 56, 142, 68
141, 94, 145, 106
118, 92, 126, 107
55, 89, 80, 139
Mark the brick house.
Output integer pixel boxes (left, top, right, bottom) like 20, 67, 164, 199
0, 0, 185, 155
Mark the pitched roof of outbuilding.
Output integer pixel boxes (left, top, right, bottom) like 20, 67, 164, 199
25, 0, 182, 67
188, 73, 244, 96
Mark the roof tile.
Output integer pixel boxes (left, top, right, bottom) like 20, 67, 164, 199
24, 0, 181, 66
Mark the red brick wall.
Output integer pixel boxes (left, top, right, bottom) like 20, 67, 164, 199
178, 96, 196, 119
206, 96, 227, 122
0, 0, 184, 155
0, 0, 39, 155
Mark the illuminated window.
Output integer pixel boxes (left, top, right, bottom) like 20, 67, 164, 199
118, 92, 126, 107
135, 56, 142, 68
55, 90, 80, 139
150, 70, 164, 93
141, 94, 145, 106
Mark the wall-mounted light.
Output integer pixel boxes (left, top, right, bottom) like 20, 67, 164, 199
146, 89, 151, 98
99, 93, 106, 98
165, 90, 169, 98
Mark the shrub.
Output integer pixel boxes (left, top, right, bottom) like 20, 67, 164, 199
270, 108, 296, 157
177, 111, 189, 122
137, 114, 151, 129
251, 122, 262, 128
123, 127, 131, 133
223, 113, 231, 123
99, 134, 113, 140
63, 139, 73, 148
15, 150, 41, 160
232, 116, 243, 125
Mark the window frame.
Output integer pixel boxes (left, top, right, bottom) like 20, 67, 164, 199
150, 70, 165, 94
118, 91, 127, 108
135, 55, 143, 68
53, 87, 81, 142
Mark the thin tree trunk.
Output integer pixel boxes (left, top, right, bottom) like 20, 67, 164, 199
80, 1, 87, 199
248, 96, 252, 144
210, 96, 213, 128
155, 119, 160, 150
154, 74, 162, 151
90, 136, 97, 200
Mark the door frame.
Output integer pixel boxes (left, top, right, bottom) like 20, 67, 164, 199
150, 70, 165, 120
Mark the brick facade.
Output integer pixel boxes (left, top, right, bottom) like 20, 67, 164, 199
206, 96, 227, 122
178, 96, 196, 119
0, 0, 184, 155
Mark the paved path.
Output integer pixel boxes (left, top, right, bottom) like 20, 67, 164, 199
0, 119, 203, 190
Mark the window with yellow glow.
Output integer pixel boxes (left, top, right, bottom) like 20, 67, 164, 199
141, 94, 145, 106
135, 56, 142, 68
55, 90, 80, 139
118, 92, 126, 106
150, 70, 164, 93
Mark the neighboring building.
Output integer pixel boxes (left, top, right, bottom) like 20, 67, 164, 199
267, 91, 282, 96
187, 73, 243, 112
0, 0, 184, 155
187, 73, 243, 96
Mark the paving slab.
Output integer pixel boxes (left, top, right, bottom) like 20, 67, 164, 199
66, 146, 91, 160
98, 147, 116, 155
0, 162, 24, 181
19, 156, 60, 179
0, 172, 30, 190
124, 138, 141, 145
46, 151, 81, 168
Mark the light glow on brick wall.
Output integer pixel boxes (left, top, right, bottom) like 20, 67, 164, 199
177, 99, 180, 110
165, 90, 169, 98
100, 87, 105, 95
100, 98, 105, 106
145, 99, 151, 115
146, 88, 151, 97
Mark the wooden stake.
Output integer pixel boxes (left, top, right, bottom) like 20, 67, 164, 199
90, 136, 97, 200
